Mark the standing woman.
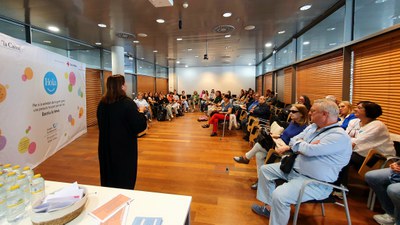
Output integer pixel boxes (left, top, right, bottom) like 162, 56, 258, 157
97, 75, 147, 189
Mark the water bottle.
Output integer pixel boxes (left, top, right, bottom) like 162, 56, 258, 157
2, 164, 12, 173
6, 185, 25, 223
16, 174, 30, 206
30, 174, 45, 206
12, 165, 21, 175
22, 167, 34, 182
5, 172, 17, 191
0, 183, 6, 218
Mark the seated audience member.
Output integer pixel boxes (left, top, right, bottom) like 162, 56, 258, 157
200, 90, 209, 112
241, 93, 261, 132
365, 163, 400, 225
190, 91, 200, 112
234, 104, 308, 189
338, 101, 357, 130
346, 101, 395, 170
134, 92, 151, 121
266, 91, 277, 105
251, 99, 352, 225
206, 90, 223, 116
209, 89, 215, 101
181, 91, 189, 112
325, 95, 338, 105
158, 94, 173, 120
202, 94, 233, 137
297, 95, 311, 111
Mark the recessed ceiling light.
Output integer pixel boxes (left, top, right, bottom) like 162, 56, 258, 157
187, 48, 192, 51
223, 12, 232, 18
98, 23, 107, 28
244, 25, 255, 31
185, 65, 189, 68
265, 42, 272, 47
48, 26, 60, 32
303, 41, 310, 45
225, 34, 231, 38
327, 27, 336, 31
43, 40, 51, 44
300, 4, 312, 11
375, 0, 387, 3
176, 37, 183, 41
153, 50, 158, 53
133, 40, 139, 43
329, 42, 337, 46
156, 19, 165, 23
95, 42, 102, 45
138, 33, 148, 37
278, 30, 285, 34
177, 61, 180, 64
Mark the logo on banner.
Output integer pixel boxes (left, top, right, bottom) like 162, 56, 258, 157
43, 72, 58, 95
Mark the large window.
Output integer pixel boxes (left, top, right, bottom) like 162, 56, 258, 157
0, 18, 25, 41
275, 41, 295, 69
354, 0, 400, 40
102, 50, 112, 71
156, 65, 168, 78
70, 48, 101, 69
31, 29, 68, 56
256, 63, 263, 76
124, 56, 135, 74
263, 56, 274, 73
137, 59, 154, 76
297, 6, 345, 60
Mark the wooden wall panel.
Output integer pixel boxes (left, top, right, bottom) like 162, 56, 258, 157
263, 73, 273, 96
352, 30, 400, 134
156, 78, 168, 94
256, 76, 263, 94
296, 52, 343, 103
137, 75, 155, 93
283, 68, 293, 104
86, 69, 102, 127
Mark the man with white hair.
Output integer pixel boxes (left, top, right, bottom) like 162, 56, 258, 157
251, 99, 352, 225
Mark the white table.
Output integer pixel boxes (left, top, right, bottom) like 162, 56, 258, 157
4, 181, 192, 225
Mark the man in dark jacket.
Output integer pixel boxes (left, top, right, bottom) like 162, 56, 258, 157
242, 96, 271, 140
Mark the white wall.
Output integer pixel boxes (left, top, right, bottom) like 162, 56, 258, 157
175, 66, 255, 95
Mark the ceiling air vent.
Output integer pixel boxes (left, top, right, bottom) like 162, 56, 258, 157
213, 25, 235, 33
115, 32, 136, 39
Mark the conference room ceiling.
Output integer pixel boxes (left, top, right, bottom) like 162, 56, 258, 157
0, 0, 341, 68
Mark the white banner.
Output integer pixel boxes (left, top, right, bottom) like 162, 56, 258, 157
0, 33, 87, 168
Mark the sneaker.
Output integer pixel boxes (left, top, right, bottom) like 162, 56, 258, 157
251, 204, 270, 218
373, 213, 396, 225
210, 132, 217, 137
202, 124, 210, 128
332, 191, 343, 200
251, 182, 258, 190
233, 156, 250, 164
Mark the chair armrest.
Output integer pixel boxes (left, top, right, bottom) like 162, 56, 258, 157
382, 156, 400, 168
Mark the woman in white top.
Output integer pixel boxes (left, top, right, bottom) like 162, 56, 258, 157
346, 101, 395, 169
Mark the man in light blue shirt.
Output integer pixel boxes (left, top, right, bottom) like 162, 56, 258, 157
251, 99, 352, 225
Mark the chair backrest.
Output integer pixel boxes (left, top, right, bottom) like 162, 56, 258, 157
358, 149, 387, 179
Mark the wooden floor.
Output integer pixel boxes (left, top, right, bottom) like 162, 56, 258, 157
35, 112, 381, 225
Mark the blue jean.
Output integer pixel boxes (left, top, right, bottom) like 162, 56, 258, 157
257, 163, 332, 225
365, 168, 400, 224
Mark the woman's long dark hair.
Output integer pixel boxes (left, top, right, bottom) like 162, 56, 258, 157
101, 74, 127, 104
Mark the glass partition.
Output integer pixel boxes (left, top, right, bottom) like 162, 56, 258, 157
31, 29, 68, 56
354, 0, 400, 39
102, 50, 112, 71
297, 6, 345, 60
137, 59, 154, 76
156, 65, 168, 78
0, 18, 25, 41
263, 56, 274, 73
69, 48, 101, 69
256, 63, 263, 76
124, 56, 134, 74
275, 41, 295, 69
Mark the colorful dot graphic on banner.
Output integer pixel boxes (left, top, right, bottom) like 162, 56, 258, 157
0, 129, 7, 151
66, 72, 76, 92
64, 72, 68, 79
79, 107, 84, 118
28, 142, 36, 154
22, 67, 33, 81
0, 83, 7, 103
25, 126, 31, 134
18, 136, 30, 154
78, 87, 84, 98
68, 114, 75, 126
